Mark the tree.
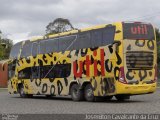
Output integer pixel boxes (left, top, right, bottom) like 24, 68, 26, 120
0, 31, 4, 59
2, 38, 13, 59
0, 42, 4, 59
0, 31, 13, 60
45, 18, 74, 35
0, 30, 2, 39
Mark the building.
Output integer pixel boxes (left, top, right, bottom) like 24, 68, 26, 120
0, 60, 8, 88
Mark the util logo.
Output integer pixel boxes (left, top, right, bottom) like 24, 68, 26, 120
73, 49, 105, 77
131, 25, 148, 35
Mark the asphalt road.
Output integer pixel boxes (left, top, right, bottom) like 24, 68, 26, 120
0, 89, 160, 114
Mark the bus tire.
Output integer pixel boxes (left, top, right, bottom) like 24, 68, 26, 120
70, 84, 84, 101
115, 95, 130, 101
19, 84, 28, 98
84, 84, 95, 102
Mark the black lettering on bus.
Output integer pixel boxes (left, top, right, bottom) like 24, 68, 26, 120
105, 59, 113, 73
114, 67, 120, 80
139, 70, 147, 81
126, 70, 134, 80
82, 60, 86, 75
90, 47, 98, 51
108, 45, 113, 53
57, 80, 63, 95
42, 83, 48, 93
48, 53, 53, 57
64, 78, 68, 86
50, 85, 55, 95
81, 49, 88, 57
26, 58, 31, 64
42, 55, 47, 64
38, 59, 43, 66
127, 44, 131, 50
115, 52, 122, 65
35, 79, 41, 87
49, 78, 55, 83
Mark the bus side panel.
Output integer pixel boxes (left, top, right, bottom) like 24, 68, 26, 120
14, 44, 118, 96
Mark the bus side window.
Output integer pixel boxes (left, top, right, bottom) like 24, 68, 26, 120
54, 64, 71, 78
114, 41, 121, 53
45, 64, 71, 78
40, 41, 46, 54
73, 32, 91, 50
21, 41, 32, 58
102, 26, 115, 46
18, 67, 31, 79
32, 42, 39, 57
31, 66, 39, 79
46, 38, 58, 53
10, 42, 22, 59
59, 36, 75, 51
91, 29, 103, 48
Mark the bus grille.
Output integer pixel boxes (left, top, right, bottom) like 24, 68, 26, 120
126, 51, 153, 70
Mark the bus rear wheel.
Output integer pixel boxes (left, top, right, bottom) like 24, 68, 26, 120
70, 84, 84, 101
84, 84, 95, 102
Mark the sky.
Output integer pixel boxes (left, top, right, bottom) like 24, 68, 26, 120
0, 0, 160, 43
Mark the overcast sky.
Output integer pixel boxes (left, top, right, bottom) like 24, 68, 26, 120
0, 0, 160, 43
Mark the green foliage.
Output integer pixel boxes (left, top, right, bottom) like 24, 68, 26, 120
0, 31, 13, 60
0, 43, 4, 58
45, 18, 74, 35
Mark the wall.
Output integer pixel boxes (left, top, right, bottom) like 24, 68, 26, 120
0, 63, 8, 88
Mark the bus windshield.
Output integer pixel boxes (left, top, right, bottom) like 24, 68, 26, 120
123, 22, 155, 40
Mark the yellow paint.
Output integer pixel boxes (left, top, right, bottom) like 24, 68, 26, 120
8, 22, 157, 98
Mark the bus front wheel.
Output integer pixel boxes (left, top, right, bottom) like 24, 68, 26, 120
19, 84, 33, 98
70, 84, 84, 101
84, 84, 95, 102
19, 85, 27, 98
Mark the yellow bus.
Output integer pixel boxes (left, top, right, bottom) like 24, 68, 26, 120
8, 21, 157, 101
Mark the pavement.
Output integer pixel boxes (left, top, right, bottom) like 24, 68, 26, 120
0, 89, 160, 114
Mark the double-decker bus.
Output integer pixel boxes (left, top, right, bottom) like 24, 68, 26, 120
8, 21, 157, 101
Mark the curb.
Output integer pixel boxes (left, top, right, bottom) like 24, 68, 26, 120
0, 88, 7, 90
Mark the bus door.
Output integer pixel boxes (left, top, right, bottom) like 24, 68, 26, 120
31, 42, 41, 84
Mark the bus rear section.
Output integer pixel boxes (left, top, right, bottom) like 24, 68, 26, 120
116, 22, 157, 95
